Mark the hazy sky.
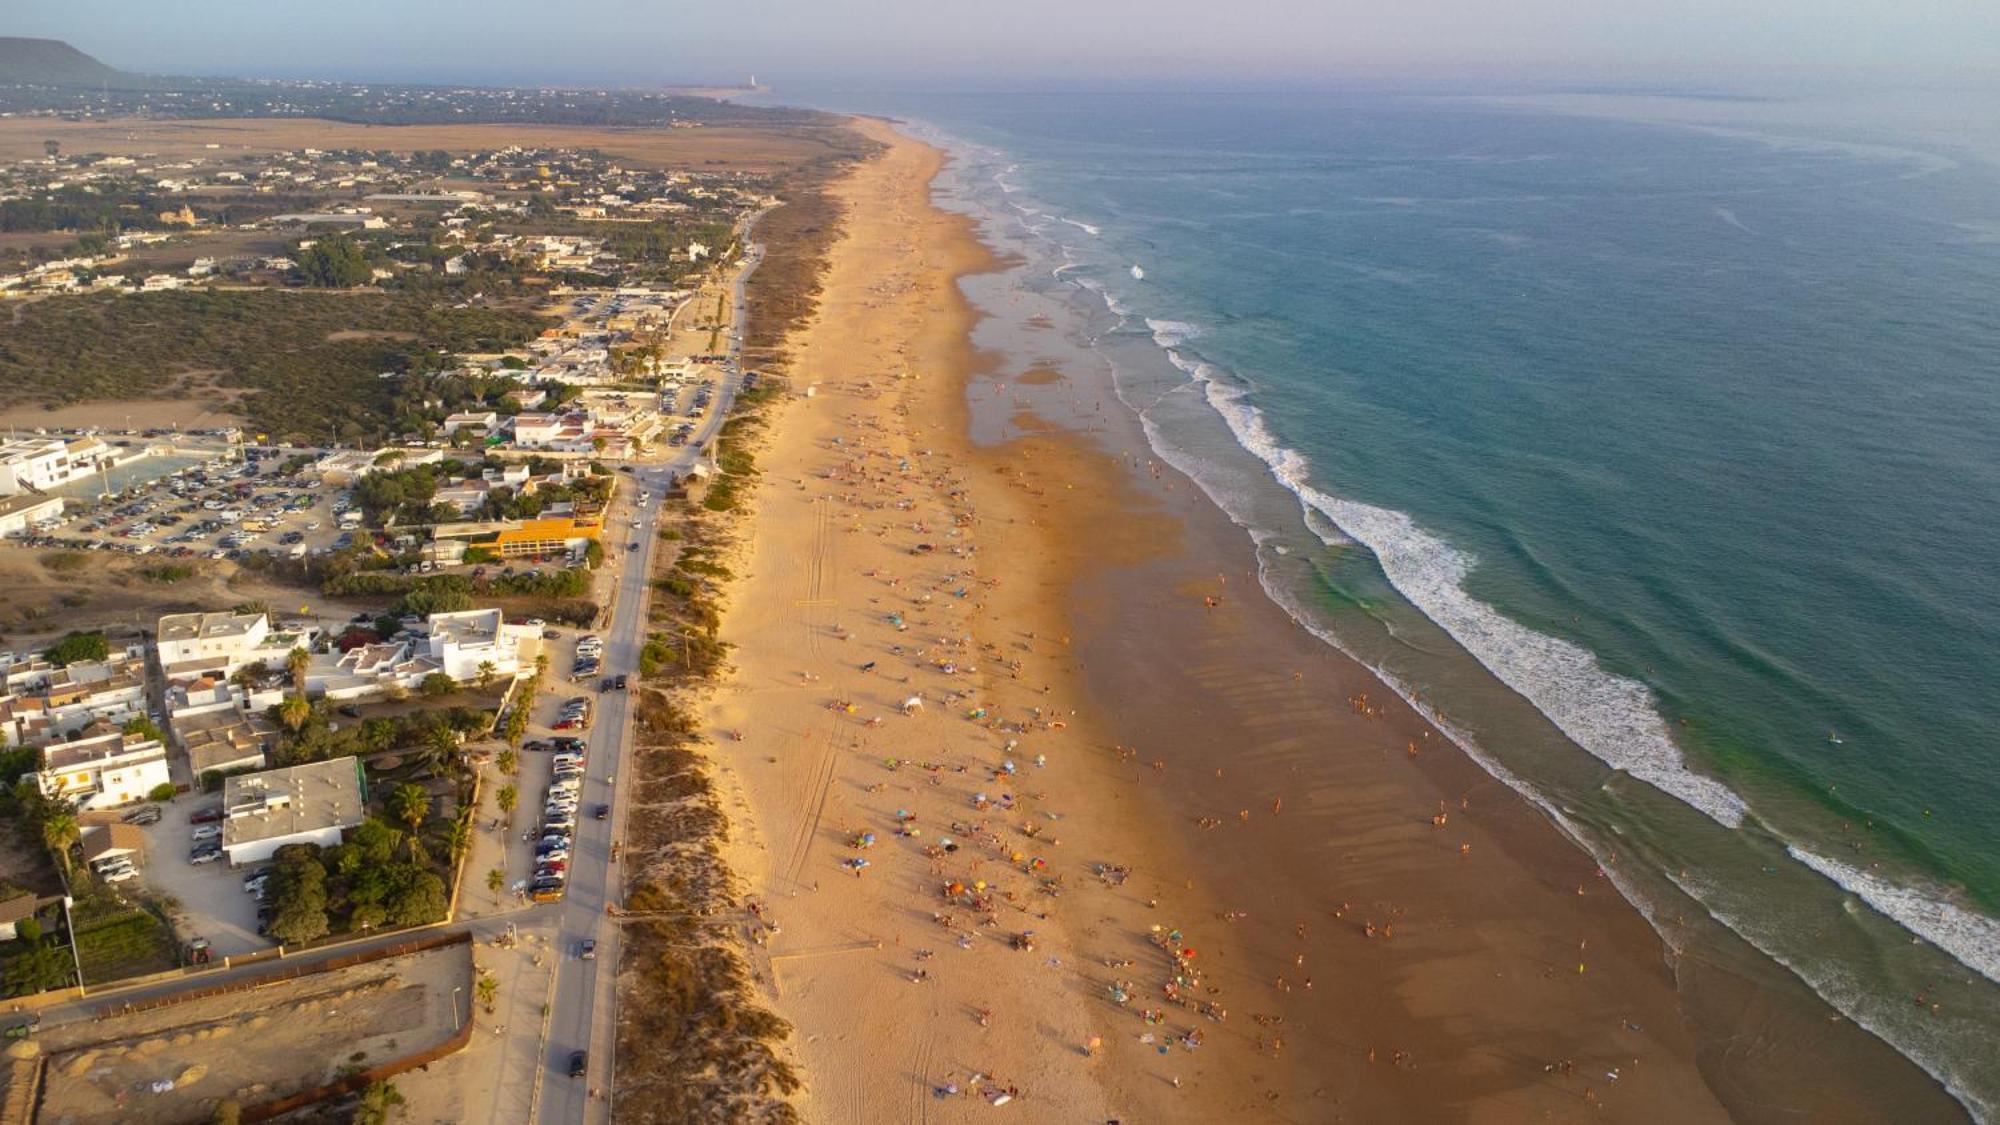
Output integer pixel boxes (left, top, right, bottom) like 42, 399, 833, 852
11, 0, 2000, 90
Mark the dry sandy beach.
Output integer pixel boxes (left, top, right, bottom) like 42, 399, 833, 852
700, 119, 1962, 1122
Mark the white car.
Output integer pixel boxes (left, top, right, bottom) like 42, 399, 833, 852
191, 824, 223, 841
101, 866, 140, 884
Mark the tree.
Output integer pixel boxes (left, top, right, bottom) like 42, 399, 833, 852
496, 748, 518, 777
421, 724, 459, 775
349, 903, 388, 932
486, 866, 505, 903
476, 660, 497, 690
354, 1078, 406, 1125
2, 938, 73, 996
286, 646, 311, 692
446, 811, 473, 866
385, 869, 448, 927
40, 805, 78, 878
350, 818, 404, 866
267, 897, 329, 945
122, 716, 167, 744
420, 672, 458, 697
266, 844, 330, 944
495, 784, 517, 819
147, 781, 177, 803
278, 693, 312, 733
15, 919, 41, 946
295, 235, 372, 288
388, 783, 430, 835
476, 973, 499, 1012
43, 631, 107, 667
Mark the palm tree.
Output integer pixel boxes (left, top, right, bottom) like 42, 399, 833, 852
423, 724, 459, 775
389, 782, 429, 835
486, 866, 505, 904
495, 784, 517, 822
496, 748, 518, 777
277, 693, 311, 733
475, 973, 500, 1012
446, 810, 473, 866
285, 646, 310, 693
40, 804, 79, 879
476, 660, 497, 690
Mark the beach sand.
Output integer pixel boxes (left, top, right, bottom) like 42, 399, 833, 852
700, 120, 1963, 1122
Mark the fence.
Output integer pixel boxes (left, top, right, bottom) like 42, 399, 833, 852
86, 931, 469, 1020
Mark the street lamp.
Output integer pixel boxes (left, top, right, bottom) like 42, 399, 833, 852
451, 985, 462, 1031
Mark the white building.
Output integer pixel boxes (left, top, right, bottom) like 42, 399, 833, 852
441, 411, 498, 436
220, 758, 366, 865
422, 609, 535, 683
38, 731, 170, 810
0, 654, 150, 746
0, 493, 64, 536
0, 436, 113, 497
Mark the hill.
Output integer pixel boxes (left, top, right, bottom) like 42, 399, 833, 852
0, 37, 146, 88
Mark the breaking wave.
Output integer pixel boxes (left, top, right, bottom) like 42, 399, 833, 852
1118, 302, 1752, 826
1790, 846, 2000, 985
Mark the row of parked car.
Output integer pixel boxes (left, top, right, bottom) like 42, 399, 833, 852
570, 633, 604, 683
532, 747, 589, 902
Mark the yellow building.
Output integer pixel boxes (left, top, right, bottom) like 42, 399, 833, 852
434, 516, 601, 560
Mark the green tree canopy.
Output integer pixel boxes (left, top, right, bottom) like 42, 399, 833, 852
43, 632, 108, 666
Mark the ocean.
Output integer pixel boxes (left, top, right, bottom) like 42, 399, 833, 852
769, 88, 2000, 1116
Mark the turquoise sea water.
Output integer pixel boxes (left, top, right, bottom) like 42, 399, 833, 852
776, 89, 2000, 1114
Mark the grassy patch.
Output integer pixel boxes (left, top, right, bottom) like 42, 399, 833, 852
69, 890, 178, 984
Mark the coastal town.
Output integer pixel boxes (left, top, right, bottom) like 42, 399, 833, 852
4, 13, 1980, 1125
0, 55, 812, 1116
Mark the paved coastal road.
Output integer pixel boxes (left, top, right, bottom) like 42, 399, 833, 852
536, 230, 762, 1125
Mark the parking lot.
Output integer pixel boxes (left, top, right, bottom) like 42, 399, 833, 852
9, 444, 355, 563
130, 799, 269, 957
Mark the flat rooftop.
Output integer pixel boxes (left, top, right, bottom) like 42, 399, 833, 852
158, 611, 263, 644
221, 758, 366, 849
427, 608, 502, 647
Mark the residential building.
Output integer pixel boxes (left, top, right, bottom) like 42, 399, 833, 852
38, 731, 170, 810
174, 704, 277, 780
0, 436, 114, 497
421, 608, 536, 682
0, 493, 64, 536
0, 654, 150, 746
220, 758, 367, 865
441, 411, 498, 436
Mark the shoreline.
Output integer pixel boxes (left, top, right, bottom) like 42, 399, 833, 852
701, 119, 1964, 1121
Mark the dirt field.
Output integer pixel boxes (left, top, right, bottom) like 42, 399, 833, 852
32, 940, 472, 1124
0, 397, 246, 432
0, 117, 850, 172
0, 547, 371, 653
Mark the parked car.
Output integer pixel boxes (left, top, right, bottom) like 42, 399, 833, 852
121, 805, 162, 826
191, 824, 223, 841
190, 806, 224, 824
190, 845, 223, 864
101, 867, 140, 884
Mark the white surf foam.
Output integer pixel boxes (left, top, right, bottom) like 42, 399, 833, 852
1168, 348, 1750, 828
1790, 846, 2000, 985
1058, 216, 1101, 236
1143, 318, 1203, 348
